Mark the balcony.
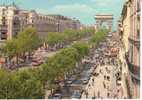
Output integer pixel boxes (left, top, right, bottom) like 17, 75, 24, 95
0, 32, 7, 40
0, 25, 8, 31
125, 53, 140, 81
13, 26, 20, 31
128, 36, 140, 47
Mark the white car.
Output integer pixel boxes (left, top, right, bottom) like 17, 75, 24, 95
82, 79, 88, 84
117, 80, 122, 86
66, 80, 73, 84
53, 93, 62, 99
71, 91, 81, 99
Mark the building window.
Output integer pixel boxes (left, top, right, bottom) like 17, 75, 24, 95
137, 29, 140, 38
1, 32, 7, 40
2, 21, 6, 25
2, 17, 6, 25
13, 32, 18, 38
13, 22, 16, 25
2, 9, 5, 15
31, 20, 34, 23
128, 44, 133, 62
14, 10, 19, 15
137, 0, 140, 11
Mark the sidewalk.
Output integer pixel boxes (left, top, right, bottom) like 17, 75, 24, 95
81, 65, 118, 99
119, 47, 128, 98
81, 32, 129, 99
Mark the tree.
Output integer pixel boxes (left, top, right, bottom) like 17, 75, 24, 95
55, 47, 79, 73
63, 29, 77, 41
2, 39, 18, 58
12, 69, 44, 99
0, 68, 44, 99
45, 32, 65, 46
2, 27, 41, 66
0, 69, 11, 98
39, 47, 80, 95
16, 27, 41, 55
90, 29, 107, 44
2, 38, 19, 66
0, 27, 96, 99
72, 42, 89, 59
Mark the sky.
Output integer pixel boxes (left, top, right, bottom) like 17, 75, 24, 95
0, 0, 125, 29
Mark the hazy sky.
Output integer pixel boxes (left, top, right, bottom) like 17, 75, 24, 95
0, 0, 125, 29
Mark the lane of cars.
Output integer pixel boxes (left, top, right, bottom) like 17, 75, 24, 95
55, 33, 110, 99
50, 59, 94, 99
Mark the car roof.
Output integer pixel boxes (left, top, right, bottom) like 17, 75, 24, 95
72, 91, 81, 96
54, 93, 61, 96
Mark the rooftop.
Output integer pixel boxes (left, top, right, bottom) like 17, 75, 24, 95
95, 14, 113, 19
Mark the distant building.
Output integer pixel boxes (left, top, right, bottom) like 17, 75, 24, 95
0, 4, 81, 41
0, 4, 20, 40
94, 14, 113, 32
48, 15, 81, 32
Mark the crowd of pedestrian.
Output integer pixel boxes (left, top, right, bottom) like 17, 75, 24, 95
82, 32, 124, 99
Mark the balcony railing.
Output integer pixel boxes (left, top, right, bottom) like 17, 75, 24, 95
0, 25, 8, 31
125, 53, 140, 81
128, 36, 140, 47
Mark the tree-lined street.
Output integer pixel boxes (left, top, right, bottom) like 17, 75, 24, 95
0, 25, 128, 99
0, 25, 129, 99
48, 31, 128, 99
0, 27, 100, 99
0, 0, 140, 99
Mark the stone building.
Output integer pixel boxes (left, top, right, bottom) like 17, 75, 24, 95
0, 4, 81, 41
94, 14, 113, 32
0, 4, 20, 40
48, 15, 81, 32
118, 0, 140, 98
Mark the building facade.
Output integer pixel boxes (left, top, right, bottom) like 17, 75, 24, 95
127, 0, 140, 98
0, 4, 20, 40
49, 15, 81, 32
121, 0, 131, 53
119, 0, 140, 98
0, 4, 81, 41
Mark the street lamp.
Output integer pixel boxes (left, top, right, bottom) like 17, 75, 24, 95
56, 21, 59, 32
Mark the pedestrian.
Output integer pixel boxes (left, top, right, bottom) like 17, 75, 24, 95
88, 84, 91, 87
103, 82, 106, 88
107, 93, 110, 98
86, 92, 88, 98
104, 75, 106, 80
92, 78, 94, 82
97, 91, 100, 98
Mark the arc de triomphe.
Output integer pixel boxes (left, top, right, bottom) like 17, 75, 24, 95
94, 14, 113, 32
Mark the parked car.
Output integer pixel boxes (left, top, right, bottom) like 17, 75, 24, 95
117, 80, 121, 86
93, 72, 99, 77
88, 67, 94, 74
32, 62, 41, 66
72, 80, 82, 85
92, 96, 96, 99
66, 80, 73, 84
82, 80, 88, 84
52, 93, 62, 99
81, 78, 89, 84
69, 75, 76, 81
107, 34, 112, 37
71, 91, 81, 99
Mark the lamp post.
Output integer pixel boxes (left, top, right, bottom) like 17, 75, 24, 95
56, 21, 60, 32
